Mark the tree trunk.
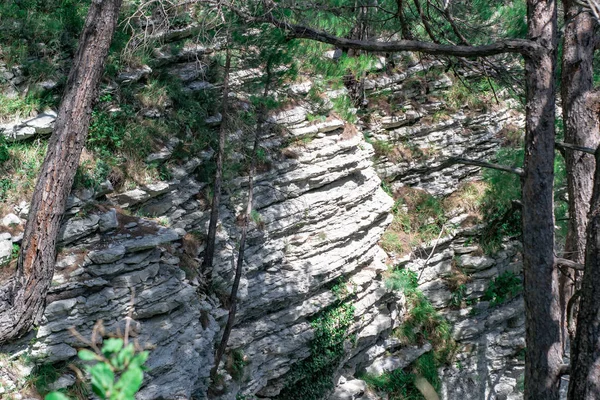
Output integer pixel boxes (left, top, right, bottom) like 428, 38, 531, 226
522, 0, 562, 399
0, 0, 122, 343
212, 63, 272, 380
203, 48, 232, 279
568, 144, 600, 399
560, 0, 599, 349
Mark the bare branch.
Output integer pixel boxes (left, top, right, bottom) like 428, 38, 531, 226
555, 257, 585, 271
555, 141, 596, 155
450, 157, 524, 176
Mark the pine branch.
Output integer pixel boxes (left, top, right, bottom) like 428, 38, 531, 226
216, 0, 541, 58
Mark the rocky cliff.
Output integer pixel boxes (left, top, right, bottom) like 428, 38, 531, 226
0, 50, 526, 400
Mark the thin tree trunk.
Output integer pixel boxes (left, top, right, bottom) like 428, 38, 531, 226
560, 0, 599, 352
212, 67, 271, 379
0, 0, 122, 343
203, 48, 232, 279
522, 0, 561, 398
568, 145, 600, 399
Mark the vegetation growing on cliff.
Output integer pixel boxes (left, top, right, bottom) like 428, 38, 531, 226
3, 0, 600, 398
275, 280, 355, 400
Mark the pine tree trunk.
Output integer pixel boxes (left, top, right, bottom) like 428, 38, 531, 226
568, 145, 600, 399
0, 0, 122, 343
559, 0, 598, 351
522, 0, 562, 398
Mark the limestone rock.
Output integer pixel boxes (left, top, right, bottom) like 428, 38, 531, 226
0, 237, 12, 265
2, 213, 21, 226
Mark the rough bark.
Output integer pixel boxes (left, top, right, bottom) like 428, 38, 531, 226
0, 0, 122, 343
560, 0, 599, 352
203, 48, 231, 277
568, 147, 600, 399
522, 0, 562, 398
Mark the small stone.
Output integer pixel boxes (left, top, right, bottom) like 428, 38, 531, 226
25, 111, 57, 134
98, 209, 118, 232
2, 213, 21, 226
17, 201, 30, 218
48, 374, 76, 391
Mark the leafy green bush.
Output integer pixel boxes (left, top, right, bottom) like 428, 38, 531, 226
45, 338, 149, 400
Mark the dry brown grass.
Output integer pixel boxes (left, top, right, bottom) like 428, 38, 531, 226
442, 181, 487, 218
496, 122, 524, 147
340, 123, 358, 140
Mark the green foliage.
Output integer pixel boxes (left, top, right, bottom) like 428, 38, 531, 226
0, 89, 59, 121
372, 140, 394, 157
479, 148, 523, 253
331, 94, 357, 123
386, 269, 455, 364
73, 160, 110, 190
0, 178, 13, 201
449, 284, 467, 309
227, 349, 248, 382
0, 0, 87, 68
46, 338, 149, 400
361, 352, 440, 400
275, 295, 355, 400
381, 188, 448, 255
0, 136, 9, 164
482, 271, 522, 306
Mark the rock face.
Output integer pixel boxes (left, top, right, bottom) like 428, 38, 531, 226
0, 55, 527, 400
401, 232, 525, 400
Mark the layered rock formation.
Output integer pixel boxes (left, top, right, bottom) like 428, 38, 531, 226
0, 52, 527, 400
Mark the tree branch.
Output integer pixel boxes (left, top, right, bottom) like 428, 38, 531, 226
217, 0, 540, 58
555, 257, 585, 271
555, 141, 596, 155
449, 157, 524, 176
558, 363, 571, 377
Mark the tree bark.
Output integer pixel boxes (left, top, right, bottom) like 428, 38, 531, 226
0, 0, 122, 343
203, 48, 232, 278
568, 147, 600, 399
522, 0, 562, 398
560, 0, 599, 353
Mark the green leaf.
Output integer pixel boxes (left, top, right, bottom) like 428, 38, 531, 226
114, 366, 144, 397
102, 338, 124, 355
129, 351, 149, 369
89, 362, 115, 398
116, 343, 135, 369
45, 393, 71, 400
78, 349, 99, 361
